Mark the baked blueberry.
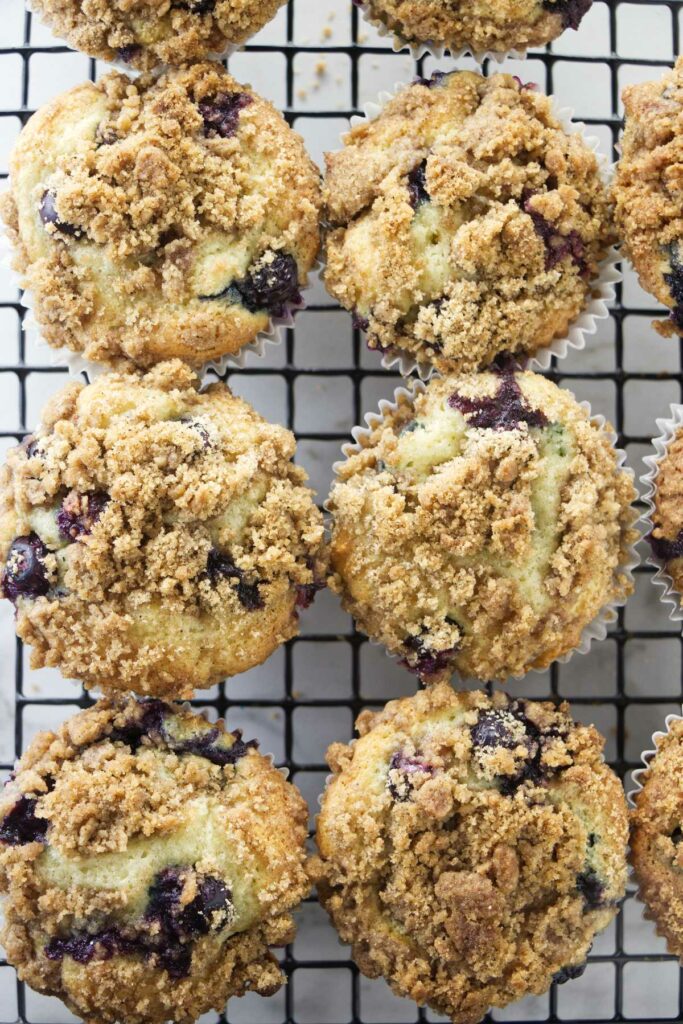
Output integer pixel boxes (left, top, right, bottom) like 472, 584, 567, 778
199, 91, 253, 138
56, 491, 109, 540
0, 696, 310, 1024
2, 535, 50, 604
236, 252, 302, 317
38, 191, 80, 238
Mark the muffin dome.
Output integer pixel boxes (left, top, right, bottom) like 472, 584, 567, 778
631, 717, 683, 959
29, 0, 286, 71
328, 367, 637, 682
0, 360, 326, 697
647, 425, 683, 592
323, 70, 611, 375
310, 684, 628, 1024
613, 57, 683, 338
0, 697, 310, 1024
359, 0, 593, 55
0, 62, 321, 369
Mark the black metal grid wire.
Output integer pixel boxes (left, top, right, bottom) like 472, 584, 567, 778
1, 1, 683, 1021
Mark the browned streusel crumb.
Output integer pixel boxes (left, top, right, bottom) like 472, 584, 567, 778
0, 62, 321, 369
0, 360, 327, 697
323, 70, 612, 375
630, 718, 683, 960
310, 684, 628, 1024
613, 57, 683, 338
360, 0, 593, 54
648, 428, 683, 590
327, 368, 637, 683
30, 0, 286, 73
0, 697, 310, 1024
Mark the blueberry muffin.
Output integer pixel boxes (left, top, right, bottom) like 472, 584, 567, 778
0, 360, 326, 697
357, 0, 592, 55
310, 684, 628, 1024
30, 0, 285, 71
328, 367, 637, 682
631, 717, 683, 959
647, 426, 683, 591
0, 62, 321, 369
323, 71, 611, 375
613, 57, 683, 338
0, 696, 310, 1024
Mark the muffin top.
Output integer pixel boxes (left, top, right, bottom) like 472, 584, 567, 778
0, 360, 326, 697
613, 57, 683, 338
30, 0, 286, 72
310, 684, 628, 1024
648, 427, 683, 590
328, 367, 637, 682
0, 62, 321, 369
323, 70, 611, 375
630, 717, 683, 960
0, 696, 310, 1024
360, 0, 593, 55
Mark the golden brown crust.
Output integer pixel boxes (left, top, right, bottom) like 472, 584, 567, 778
323, 71, 612, 375
311, 684, 628, 1024
631, 718, 683, 961
327, 370, 637, 683
0, 697, 310, 1024
0, 360, 327, 697
361, 0, 590, 52
613, 57, 683, 338
1, 63, 321, 369
650, 427, 683, 590
30, 0, 286, 71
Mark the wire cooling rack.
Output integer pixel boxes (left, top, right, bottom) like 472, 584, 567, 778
1, 0, 683, 1021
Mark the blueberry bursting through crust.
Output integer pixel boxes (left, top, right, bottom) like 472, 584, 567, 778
199, 251, 303, 317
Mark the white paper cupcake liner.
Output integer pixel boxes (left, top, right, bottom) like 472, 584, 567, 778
627, 709, 683, 809
331, 77, 620, 382
353, 0, 526, 63
0, 219, 317, 382
640, 405, 683, 622
327, 378, 641, 684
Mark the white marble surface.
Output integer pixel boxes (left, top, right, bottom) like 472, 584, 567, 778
0, 0, 681, 1020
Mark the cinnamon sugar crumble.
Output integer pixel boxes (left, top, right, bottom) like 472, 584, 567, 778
311, 684, 628, 1024
327, 370, 637, 682
0, 63, 321, 369
323, 70, 611, 374
0, 360, 327, 697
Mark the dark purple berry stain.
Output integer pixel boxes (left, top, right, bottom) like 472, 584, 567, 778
0, 796, 48, 845
414, 70, 448, 89
56, 491, 109, 541
552, 962, 587, 985
117, 44, 142, 63
448, 364, 548, 432
295, 580, 325, 610
351, 311, 370, 333
178, 417, 211, 449
199, 252, 301, 317
543, 0, 593, 30
39, 191, 80, 239
24, 436, 44, 459
407, 161, 430, 209
402, 633, 458, 678
206, 549, 264, 611
664, 244, 683, 333
199, 92, 253, 139
387, 750, 435, 801
576, 868, 605, 910
648, 527, 683, 563
671, 827, 683, 845
46, 868, 232, 979
522, 191, 589, 277
470, 710, 518, 750
2, 534, 50, 604
108, 698, 258, 767
175, 0, 216, 11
